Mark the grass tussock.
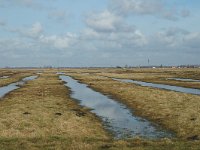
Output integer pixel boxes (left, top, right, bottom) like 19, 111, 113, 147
62, 68, 200, 89
0, 69, 35, 87
65, 71, 200, 139
0, 72, 110, 149
94, 68, 200, 89
1, 69, 200, 149
0, 137, 200, 150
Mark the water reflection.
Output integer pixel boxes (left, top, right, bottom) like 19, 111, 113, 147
168, 78, 200, 82
114, 78, 200, 95
60, 75, 173, 139
0, 76, 37, 98
0, 76, 9, 79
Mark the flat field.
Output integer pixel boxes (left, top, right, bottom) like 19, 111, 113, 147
0, 68, 200, 149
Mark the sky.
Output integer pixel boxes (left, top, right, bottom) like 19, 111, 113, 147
0, 0, 200, 67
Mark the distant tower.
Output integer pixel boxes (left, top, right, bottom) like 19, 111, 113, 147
148, 58, 150, 66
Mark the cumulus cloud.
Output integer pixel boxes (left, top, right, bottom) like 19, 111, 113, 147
83, 10, 148, 50
162, 9, 179, 21
10, 22, 43, 39
0, 0, 197, 67
80, 28, 148, 51
3, 21, 78, 51
110, 0, 162, 15
0, 32, 78, 62
109, 0, 190, 21
39, 33, 78, 49
85, 10, 122, 32
155, 27, 200, 50
183, 32, 200, 49
25, 22, 43, 38
155, 27, 187, 47
0, 38, 38, 59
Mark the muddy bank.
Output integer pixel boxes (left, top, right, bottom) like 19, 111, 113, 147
0, 75, 37, 98
168, 78, 200, 82
60, 75, 173, 139
0, 71, 35, 87
93, 69, 200, 89
0, 69, 199, 149
0, 72, 110, 148
113, 78, 200, 95
66, 73, 200, 139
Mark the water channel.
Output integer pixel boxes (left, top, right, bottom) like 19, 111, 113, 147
168, 78, 200, 82
60, 75, 173, 139
0, 76, 37, 98
113, 78, 200, 95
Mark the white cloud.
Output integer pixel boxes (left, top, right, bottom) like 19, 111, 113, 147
155, 27, 188, 47
81, 28, 148, 51
109, 0, 190, 21
2, 20, 78, 51
110, 0, 162, 15
85, 10, 122, 32
162, 9, 178, 21
154, 27, 200, 50
10, 22, 43, 39
81, 28, 101, 40
0, 38, 38, 58
83, 10, 148, 49
26, 22, 43, 38
183, 32, 200, 49
39, 33, 78, 49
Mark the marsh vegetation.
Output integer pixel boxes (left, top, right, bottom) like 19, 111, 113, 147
0, 68, 200, 149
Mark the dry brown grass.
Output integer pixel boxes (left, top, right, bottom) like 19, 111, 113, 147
65, 71, 200, 140
0, 72, 111, 149
1, 69, 200, 149
76, 68, 200, 88
0, 69, 35, 87
90, 68, 200, 89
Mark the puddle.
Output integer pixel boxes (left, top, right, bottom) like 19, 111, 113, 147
168, 78, 200, 82
22, 76, 38, 81
60, 75, 173, 139
0, 76, 37, 98
0, 76, 9, 79
114, 78, 200, 95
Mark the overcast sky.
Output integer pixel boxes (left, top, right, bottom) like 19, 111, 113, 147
0, 0, 200, 67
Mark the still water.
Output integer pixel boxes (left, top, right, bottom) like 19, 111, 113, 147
168, 78, 200, 82
60, 75, 173, 139
114, 78, 200, 95
0, 76, 37, 98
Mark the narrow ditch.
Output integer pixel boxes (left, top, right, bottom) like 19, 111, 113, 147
59, 75, 173, 139
0, 76, 38, 98
113, 78, 200, 95
167, 78, 200, 82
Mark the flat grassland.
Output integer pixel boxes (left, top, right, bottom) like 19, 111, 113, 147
0, 69, 35, 87
0, 68, 200, 149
